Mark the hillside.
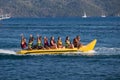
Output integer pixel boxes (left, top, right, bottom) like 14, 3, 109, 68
0, 0, 120, 17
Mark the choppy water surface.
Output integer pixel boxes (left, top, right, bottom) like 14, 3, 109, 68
0, 17, 120, 80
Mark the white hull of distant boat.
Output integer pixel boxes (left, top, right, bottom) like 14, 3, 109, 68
101, 13, 106, 18
101, 15, 106, 18
82, 12, 87, 18
0, 14, 11, 20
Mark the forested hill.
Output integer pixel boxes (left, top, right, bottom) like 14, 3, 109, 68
0, 0, 120, 17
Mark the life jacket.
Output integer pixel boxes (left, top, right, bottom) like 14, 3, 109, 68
73, 38, 79, 47
57, 40, 62, 45
44, 40, 49, 46
21, 42, 27, 49
37, 41, 42, 46
65, 40, 70, 48
50, 40, 56, 46
28, 42, 33, 48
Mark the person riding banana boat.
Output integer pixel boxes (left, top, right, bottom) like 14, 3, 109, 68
50, 36, 57, 49
36, 35, 44, 49
65, 36, 74, 48
57, 37, 64, 48
44, 36, 50, 49
28, 34, 34, 50
20, 34, 27, 49
73, 35, 83, 48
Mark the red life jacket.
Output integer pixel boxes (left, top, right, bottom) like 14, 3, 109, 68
50, 40, 56, 46
21, 42, 27, 49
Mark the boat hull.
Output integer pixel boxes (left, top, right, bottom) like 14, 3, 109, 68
17, 39, 97, 55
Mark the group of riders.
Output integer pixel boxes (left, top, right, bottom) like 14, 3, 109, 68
21, 34, 83, 50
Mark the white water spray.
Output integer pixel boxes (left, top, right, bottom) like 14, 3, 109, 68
95, 47, 120, 55
0, 49, 16, 55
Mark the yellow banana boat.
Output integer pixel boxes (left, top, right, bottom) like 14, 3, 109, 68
17, 39, 97, 55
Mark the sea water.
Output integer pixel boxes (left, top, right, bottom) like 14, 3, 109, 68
0, 17, 120, 80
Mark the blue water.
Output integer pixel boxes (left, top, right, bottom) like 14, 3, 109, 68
0, 17, 120, 80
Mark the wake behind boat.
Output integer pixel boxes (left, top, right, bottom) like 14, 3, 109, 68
17, 39, 97, 55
